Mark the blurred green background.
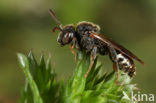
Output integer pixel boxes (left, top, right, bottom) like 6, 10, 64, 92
0, 0, 156, 103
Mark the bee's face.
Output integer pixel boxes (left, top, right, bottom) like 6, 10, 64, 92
57, 25, 75, 46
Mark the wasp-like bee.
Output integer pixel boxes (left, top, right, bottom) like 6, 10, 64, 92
49, 9, 144, 79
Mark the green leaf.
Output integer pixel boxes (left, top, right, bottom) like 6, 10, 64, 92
18, 51, 137, 103
18, 52, 60, 103
17, 53, 43, 103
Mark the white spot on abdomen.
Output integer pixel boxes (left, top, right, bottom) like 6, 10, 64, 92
116, 54, 131, 67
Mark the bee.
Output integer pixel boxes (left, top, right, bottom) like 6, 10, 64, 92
49, 9, 144, 80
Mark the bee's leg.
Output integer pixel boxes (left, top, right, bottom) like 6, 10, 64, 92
85, 46, 97, 78
108, 44, 120, 84
70, 37, 78, 61
70, 45, 77, 60
113, 63, 119, 84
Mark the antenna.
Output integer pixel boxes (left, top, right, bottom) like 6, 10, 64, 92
49, 9, 63, 30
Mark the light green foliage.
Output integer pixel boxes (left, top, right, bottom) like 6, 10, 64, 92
17, 52, 59, 103
17, 51, 136, 103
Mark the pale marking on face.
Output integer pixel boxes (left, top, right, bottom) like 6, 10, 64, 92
64, 33, 68, 38
69, 33, 73, 38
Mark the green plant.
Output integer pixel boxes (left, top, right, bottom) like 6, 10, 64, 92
17, 51, 137, 103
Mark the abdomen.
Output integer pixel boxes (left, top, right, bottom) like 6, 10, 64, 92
116, 53, 136, 77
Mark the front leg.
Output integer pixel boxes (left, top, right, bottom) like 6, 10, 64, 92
70, 37, 79, 60
85, 46, 97, 78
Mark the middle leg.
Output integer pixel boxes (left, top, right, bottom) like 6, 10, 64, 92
85, 46, 97, 78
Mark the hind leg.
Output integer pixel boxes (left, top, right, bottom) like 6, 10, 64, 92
113, 63, 119, 84
108, 44, 120, 84
85, 46, 97, 78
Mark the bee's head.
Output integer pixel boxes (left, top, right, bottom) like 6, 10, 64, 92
57, 25, 75, 46
49, 9, 75, 46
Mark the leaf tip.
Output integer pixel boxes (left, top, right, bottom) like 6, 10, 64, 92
17, 53, 29, 69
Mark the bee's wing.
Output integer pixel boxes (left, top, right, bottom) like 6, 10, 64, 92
90, 33, 144, 65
